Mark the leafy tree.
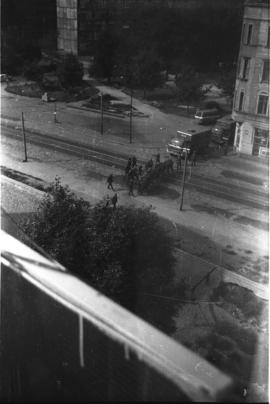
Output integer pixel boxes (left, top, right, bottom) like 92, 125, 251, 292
90, 27, 118, 83
23, 178, 176, 316
175, 65, 204, 103
129, 49, 164, 98
217, 66, 237, 98
57, 53, 84, 88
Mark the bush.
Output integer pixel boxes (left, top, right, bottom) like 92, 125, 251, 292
22, 178, 176, 313
57, 54, 84, 88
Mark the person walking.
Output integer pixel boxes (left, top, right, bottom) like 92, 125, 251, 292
176, 154, 182, 172
111, 193, 118, 209
190, 149, 197, 166
125, 158, 132, 177
155, 152, 160, 165
105, 194, 111, 207
128, 178, 135, 196
131, 155, 137, 167
107, 173, 115, 191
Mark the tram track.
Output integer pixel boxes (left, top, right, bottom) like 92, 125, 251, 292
1, 124, 269, 211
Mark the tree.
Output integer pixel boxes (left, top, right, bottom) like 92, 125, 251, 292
175, 65, 204, 103
129, 49, 164, 98
217, 66, 237, 98
23, 178, 176, 317
90, 27, 118, 83
57, 53, 84, 88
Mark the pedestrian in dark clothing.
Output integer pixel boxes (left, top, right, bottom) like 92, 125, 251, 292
138, 165, 143, 177
155, 152, 160, 165
146, 158, 154, 171
105, 194, 111, 207
107, 173, 114, 191
190, 150, 197, 166
125, 158, 132, 176
176, 154, 182, 172
111, 193, 118, 209
128, 178, 134, 196
165, 158, 174, 173
131, 156, 137, 167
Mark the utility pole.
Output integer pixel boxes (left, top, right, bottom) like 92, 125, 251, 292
129, 89, 133, 144
100, 92, 103, 135
54, 102, 57, 123
21, 112, 28, 162
179, 148, 189, 211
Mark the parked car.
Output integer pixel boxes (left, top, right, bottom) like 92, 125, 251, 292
211, 115, 236, 145
194, 108, 222, 125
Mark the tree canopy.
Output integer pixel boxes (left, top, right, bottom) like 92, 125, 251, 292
23, 178, 176, 315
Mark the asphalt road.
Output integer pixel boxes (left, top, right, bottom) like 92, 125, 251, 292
1, 124, 268, 210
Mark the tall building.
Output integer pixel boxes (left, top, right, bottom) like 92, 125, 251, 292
232, 0, 270, 157
56, 0, 244, 57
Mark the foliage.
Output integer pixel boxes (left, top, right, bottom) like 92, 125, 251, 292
57, 54, 84, 88
90, 27, 118, 83
175, 65, 204, 103
1, 27, 40, 75
23, 177, 92, 273
138, 161, 172, 194
128, 49, 164, 97
23, 178, 176, 314
217, 67, 237, 97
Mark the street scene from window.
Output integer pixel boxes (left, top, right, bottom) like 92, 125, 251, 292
1, 0, 269, 402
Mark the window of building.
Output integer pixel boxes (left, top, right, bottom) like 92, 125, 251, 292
238, 57, 250, 80
261, 60, 269, 83
241, 23, 246, 44
246, 24, 253, 45
257, 94, 268, 115
239, 91, 245, 111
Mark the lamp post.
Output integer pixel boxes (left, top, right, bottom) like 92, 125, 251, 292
179, 148, 190, 211
129, 89, 133, 144
21, 112, 28, 162
100, 92, 103, 135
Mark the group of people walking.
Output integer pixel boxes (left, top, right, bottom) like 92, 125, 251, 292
105, 149, 198, 208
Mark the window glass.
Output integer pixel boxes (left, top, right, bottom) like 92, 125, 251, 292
242, 23, 246, 44
247, 24, 253, 45
261, 60, 269, 82
239, 91, 244, 111
257, 95, 268, 115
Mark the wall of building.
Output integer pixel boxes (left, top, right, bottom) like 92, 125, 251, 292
232, 1, 269, 157
57, 0, 78, 54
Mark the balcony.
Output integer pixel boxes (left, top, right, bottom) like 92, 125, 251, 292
0, 230, 233, 401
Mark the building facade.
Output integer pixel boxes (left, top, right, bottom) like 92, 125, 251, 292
232, 0, 269, 157
56, 0, 244, 57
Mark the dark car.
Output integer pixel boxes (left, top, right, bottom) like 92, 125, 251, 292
211, 115, 236, 145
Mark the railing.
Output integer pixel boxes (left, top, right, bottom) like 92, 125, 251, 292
0, 230, 233, 401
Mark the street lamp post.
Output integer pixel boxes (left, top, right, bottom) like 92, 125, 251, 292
179, 148, 190, 211
100, 92, 104, 135
21, 112, 28, 162
129, 89, 133, 144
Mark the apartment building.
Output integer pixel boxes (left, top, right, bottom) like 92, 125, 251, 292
232, 0, 269, 157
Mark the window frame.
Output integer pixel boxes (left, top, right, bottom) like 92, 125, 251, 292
238, 57, 250, 80
261, 60, 269, 83
246, 24, 253, 45
257, 93, 269, 116
238, 90, 245, 112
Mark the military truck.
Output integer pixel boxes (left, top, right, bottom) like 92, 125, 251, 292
167, 126, 211, 157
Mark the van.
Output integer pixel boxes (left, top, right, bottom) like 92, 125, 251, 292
194, 108, 221, 125
211, 115, 235, 145
167, 127, 211, 157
